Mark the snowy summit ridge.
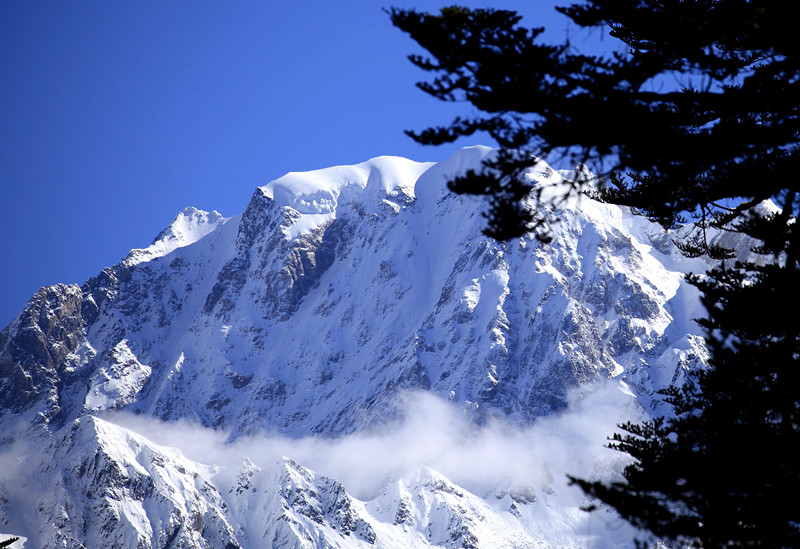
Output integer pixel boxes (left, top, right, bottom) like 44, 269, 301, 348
125, 206, 230, 265
0, 146, 713, 548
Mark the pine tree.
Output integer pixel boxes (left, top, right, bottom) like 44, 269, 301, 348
391, 1, 800, 546
389, 1, 800, 243
572, 212, 800, 547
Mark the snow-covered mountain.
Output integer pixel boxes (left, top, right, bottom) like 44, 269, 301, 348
0, 146, 710, 548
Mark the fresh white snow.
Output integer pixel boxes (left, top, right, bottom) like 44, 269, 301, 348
0, 146, 725, 548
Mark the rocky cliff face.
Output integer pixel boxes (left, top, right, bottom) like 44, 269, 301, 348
0, 147, 710, 547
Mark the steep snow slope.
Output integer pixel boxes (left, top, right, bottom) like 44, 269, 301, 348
0, 146, 711, 547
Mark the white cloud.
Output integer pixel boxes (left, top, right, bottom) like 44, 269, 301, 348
102, 379, 642, 502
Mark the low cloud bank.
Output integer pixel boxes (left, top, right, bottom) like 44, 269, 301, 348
105, 379, 642, 502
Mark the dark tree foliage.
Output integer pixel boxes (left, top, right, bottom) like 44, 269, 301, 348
389, 1, 800, 244
573, 233, 800, 548
391, 1, 800, 547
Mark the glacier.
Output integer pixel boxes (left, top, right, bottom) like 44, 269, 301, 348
0, 146, 712, 548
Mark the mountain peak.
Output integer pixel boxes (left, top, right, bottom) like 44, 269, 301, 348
124, 207, 228, 265
0, 146, 716, 547
260, 155, 433, 241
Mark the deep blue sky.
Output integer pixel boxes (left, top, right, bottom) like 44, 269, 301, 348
0, 1, 611, 327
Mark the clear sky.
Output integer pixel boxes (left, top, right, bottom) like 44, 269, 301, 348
0, 1, 610, 327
